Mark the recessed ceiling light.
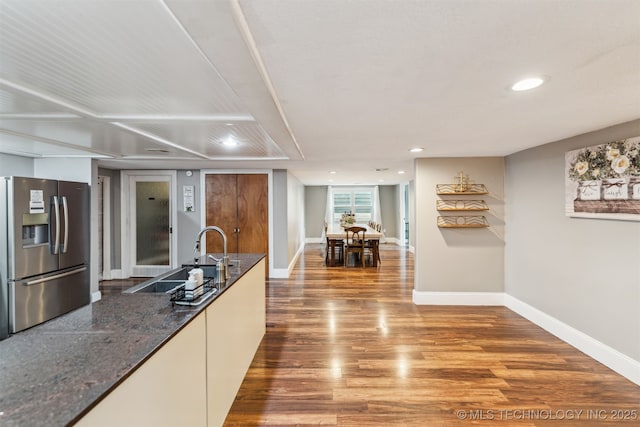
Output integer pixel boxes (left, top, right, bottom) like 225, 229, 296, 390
225, 123, 234, 126
398, 170, 406, 175
511, 77, 545, 91
409, 147, 423, 153
329, 171, 337, 174
221, 136, 238, 146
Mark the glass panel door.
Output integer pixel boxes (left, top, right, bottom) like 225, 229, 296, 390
129, 174, 174, 277
136, 181, 170, 266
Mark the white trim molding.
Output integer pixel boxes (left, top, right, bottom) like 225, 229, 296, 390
504, 295, 640, 387
271, 242, 305, 278
270, 268, 289, 278
91, 291, 102, 303
99, 175, 112, 280
120, 170, 178, 277
412, 290, 640, 386
413, 290, 505, 306
108, 269, 125, 280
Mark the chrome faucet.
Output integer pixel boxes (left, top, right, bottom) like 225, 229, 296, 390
193, 226, 229, 281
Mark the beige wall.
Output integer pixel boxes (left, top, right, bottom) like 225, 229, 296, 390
408, 180, 415, 248
505, 119, 640, 361
286, 171, 305, 262
304, 186, 328, 239
414, 157, 505, 293
379, 185, 399, 239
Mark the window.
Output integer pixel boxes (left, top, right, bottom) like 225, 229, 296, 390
330, 187, 375, 224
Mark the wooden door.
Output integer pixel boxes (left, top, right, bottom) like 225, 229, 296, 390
237, 174, 269, 277
205, 173, 269, 277
205, 174, 238, 254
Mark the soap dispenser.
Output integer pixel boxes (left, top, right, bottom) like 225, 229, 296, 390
185, 271, 198, 299
190, 268, 204, 287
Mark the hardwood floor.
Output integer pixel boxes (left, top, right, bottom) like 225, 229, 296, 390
225, 244, 640, 426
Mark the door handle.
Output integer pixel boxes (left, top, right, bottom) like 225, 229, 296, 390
52, 195, 60, 254
25, 266, 87, 285
62, 196, 69, 253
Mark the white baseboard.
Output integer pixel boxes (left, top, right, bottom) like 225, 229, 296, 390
108, 269, 125, 279
504, 295, 640, 386
305, 237, 323, 243
270, 242, 305, 278
413, 290, 504, 306
91, 291, 102, 303
270, 268, 288, 278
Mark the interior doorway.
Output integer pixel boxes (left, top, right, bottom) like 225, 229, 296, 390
122, 171, 177, 277
203, 173, 269, 277
97, 175, 112, 280
401, 182, 410, 247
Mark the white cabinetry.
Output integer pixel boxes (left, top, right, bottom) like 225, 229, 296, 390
206, 258, 266, 427
76, 258, 266, 427
76, 314, 207, 427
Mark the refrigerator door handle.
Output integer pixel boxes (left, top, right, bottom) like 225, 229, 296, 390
62, 196, 69, 253
52, 195, 60, 254
25, 267, 87, 286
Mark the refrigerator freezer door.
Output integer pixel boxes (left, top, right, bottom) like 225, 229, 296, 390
9, 177, 59, 278
58, 181, 89, 270
9, 266, 89, 333
1, 178, 8, 339
0, 280, 7, 339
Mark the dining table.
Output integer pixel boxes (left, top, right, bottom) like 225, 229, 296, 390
325, 223, 383, 267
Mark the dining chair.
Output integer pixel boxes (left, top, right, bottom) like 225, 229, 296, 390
375, 223, 383, 263
345, 226, 366, 267
364, 238, 380, 266
324, 222, 344, 266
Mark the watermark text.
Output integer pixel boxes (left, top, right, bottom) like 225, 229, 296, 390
455, 408, 638, 422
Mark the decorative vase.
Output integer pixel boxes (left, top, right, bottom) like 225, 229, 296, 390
629, 176, 640, 200
577, 180, 602, 201
602, 177, 628, 200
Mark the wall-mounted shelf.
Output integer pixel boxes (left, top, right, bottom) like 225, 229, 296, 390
436, 200, 489, 211
435, 173, 490, 228
436, 183, 488, 195
437, 215, 489, 228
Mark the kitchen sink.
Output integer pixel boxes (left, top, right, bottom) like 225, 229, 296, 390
131, 280, 185, 294
124, 265, 218, 294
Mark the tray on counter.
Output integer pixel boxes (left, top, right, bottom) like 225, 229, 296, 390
170, 278, 218, 306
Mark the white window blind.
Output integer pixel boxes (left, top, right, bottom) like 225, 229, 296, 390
329, 187, 375, 224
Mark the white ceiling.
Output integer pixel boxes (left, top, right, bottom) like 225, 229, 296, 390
1, 0, 639, 185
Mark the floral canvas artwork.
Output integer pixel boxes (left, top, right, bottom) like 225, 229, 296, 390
565, 136, 640, 221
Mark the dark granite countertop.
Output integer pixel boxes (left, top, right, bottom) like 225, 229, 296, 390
0, 253, 265, 427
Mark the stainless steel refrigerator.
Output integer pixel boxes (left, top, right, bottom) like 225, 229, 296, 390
1, 176, 90, 339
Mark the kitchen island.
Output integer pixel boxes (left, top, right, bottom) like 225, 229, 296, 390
0, 253, 266, 427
